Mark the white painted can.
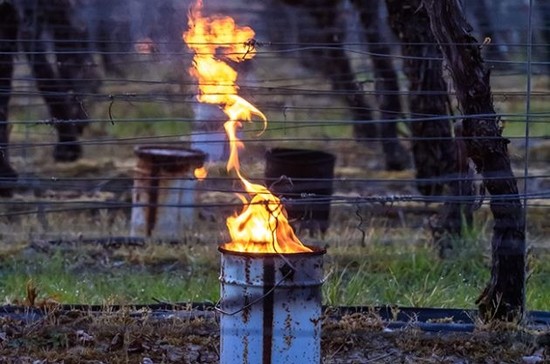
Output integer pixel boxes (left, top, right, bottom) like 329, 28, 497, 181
218, 246, 325, 364
130, 146, 206, 239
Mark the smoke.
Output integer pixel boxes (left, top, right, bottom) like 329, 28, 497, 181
71, 0, 194, 54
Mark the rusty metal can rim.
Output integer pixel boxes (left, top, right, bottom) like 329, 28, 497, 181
219, 278, 325, 288
134, 145, 207, 164
218, 245, 326, 257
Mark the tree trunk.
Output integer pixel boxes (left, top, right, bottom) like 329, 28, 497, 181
280, 0, 410, 170
385, 0, 473, 254
0, 2, 18, 197
90, 0, 132, 77
19, 0, 89, 162
424, 0, 526, 321
303, 0, 379, 141
45, 0, 101, 101
352, 0, 410, 171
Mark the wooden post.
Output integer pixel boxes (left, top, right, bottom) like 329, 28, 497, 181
424, 0, 526, 321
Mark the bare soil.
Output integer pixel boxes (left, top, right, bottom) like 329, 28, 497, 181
0, 307, 547, 363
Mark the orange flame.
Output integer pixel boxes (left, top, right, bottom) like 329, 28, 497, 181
184, 0, 311, 254
194, 166, 208, 180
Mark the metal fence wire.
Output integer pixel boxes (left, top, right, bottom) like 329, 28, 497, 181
0, 0, 547, 312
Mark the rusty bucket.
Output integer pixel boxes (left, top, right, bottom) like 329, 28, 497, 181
130, 145, 206, 239
265, 148, 336, 234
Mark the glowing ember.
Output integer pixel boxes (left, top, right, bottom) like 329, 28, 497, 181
194, 166, 208, 180
184, 0, 311, 254
134, 37, 157, 54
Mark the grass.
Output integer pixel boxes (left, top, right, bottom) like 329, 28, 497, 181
92, 100, 195, 140
0, 143, 547, 312
322, 222, 492, 309
324, 245, 488, 308
0, 245, 220, 305
500, 98, 550, 139
0, 219, 547, 311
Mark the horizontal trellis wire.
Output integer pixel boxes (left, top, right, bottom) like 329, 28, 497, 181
0, 0, 546, 245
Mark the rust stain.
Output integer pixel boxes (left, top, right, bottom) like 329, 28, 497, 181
284, 312, 294, 348
242, 259, 252, 323
242, 292, 250, 324
133, 146, 206, 237
309, 316, 322, 326
146, 163, 160, 236
135, 145, 206, 174
262, 259, 275, 364
279, 263, 295, 282
245, 258, 251, 284
242, 335, 248, 364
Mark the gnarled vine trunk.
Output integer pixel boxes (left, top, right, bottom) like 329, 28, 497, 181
280, 0, 410, 170
352, 0, 410, 170
19, 0, 94, 162
424, 0, 526, 321
0, 2, 18, 197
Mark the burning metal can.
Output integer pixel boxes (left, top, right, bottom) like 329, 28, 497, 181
218, 246, 326, 364
130, 145, 206, 239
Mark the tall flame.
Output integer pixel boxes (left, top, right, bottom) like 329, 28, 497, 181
184, 0, 311, 254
